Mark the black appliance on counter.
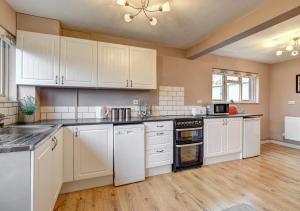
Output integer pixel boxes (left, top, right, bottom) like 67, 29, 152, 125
173, 118, 204, 171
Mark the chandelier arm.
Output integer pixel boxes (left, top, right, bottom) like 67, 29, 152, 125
131, 9, 143, 18
144, 8, 160, 12
142, 9, 151, 21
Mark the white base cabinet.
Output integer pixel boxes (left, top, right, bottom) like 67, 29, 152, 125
204, 118, 243, 164
73, 124, 113, 181
33, 128, 63, 211
144, 121, 173, 176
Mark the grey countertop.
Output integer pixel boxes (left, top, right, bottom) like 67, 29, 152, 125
36, 113, 263, 126
0, 113, 262, 153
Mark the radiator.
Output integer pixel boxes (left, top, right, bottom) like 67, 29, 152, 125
285, 116, 300, 141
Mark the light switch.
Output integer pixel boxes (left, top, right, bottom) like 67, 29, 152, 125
288, 101, 296, 105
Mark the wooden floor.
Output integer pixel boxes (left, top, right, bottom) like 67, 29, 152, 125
54, 144, 300, 211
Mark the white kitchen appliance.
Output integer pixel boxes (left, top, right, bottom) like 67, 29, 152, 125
95, 106, 109, 119
243, 117, 261, 158
191, 107, 206, 116
114, 124, 145, 186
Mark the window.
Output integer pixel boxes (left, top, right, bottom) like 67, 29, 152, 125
212, 70, 259, 103
0, 39, 7, 97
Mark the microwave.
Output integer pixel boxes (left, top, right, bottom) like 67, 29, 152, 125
207, 103, 229, 115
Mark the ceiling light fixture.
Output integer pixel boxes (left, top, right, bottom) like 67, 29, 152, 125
276, 37, 300, 57
116, 0, 171, 26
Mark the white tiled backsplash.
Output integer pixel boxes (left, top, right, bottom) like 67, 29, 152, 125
0, 102, 18, 125
40, 86, 205, 120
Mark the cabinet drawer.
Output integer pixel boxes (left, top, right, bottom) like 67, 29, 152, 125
146, 151, 172, 168
144, 121, 173, 132
146, 131, 173, 146
147, 143, 172, 152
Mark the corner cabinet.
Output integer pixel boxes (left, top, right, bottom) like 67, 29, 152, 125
60, 37, 98, 87
16, 30, 60, 86
73, 124, 113, 180
33, 128, 63, 211
204, 118, 243, 164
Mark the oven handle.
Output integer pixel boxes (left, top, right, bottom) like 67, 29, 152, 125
176, 127, 203, 131
176, 142, 203, 148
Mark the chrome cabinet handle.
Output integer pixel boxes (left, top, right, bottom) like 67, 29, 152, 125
74, 128, 78, 137
156, 149, 164, 153
55, 75, 58, 84
156, 132, 164, 136
61, 76, 64, 85
130, 80, 133, 87
157, 125, 164, 128
126, 80, 128, 87
51, 137, 57, 151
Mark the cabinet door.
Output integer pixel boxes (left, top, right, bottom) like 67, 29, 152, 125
63, 127, 74, 182
16, 30, 60, 86
204, 119, 226, 158
52, 128, 63, 206
226, 118, 243, 154
129, 47, 157, 89
34, 137, 55, 211
60, 37, 98, 87
98, 42, 129, 88
74, 124, 113, 180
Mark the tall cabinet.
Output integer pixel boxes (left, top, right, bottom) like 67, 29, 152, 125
16, 30, 60, 86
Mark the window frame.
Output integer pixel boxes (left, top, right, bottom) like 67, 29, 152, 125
212, 72, 259, 104
0, 39, 9, 101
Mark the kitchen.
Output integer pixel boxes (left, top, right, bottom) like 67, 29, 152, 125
1, 0, 300, 211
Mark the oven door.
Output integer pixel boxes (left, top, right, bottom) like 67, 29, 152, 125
175, 127, 203, 144
175, 142, 203, 170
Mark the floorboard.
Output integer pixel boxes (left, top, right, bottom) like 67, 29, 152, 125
54, 144, 300, 211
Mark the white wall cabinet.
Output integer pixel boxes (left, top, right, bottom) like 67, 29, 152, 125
16, 31, 157, 90
204, 118, 243, 162
33, 128, 63, 211
60, 37, 98, 87
98, 42, 129, 88
74, 124, 113, 181
130, 47, 157, 89
16, 30, 60, 86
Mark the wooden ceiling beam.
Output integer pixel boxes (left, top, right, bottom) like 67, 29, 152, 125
186, 0, 300, 59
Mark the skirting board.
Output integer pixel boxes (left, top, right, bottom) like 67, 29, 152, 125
261, 140, 300, 150
204, 152, 242, 166
60, 175, 113, 194
146, 165, 172, 177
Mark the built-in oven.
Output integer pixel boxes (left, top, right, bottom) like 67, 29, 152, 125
173, 118, 204, 171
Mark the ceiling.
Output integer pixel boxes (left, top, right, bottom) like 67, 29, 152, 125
6, 0, 266, 49
212, 15, 300, 64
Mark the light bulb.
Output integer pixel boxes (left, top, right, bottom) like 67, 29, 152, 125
149, 17, 157, 26
160, 2, 170, 12
124, 13, 133, 22
276, 50, 283, 56
292, 50, 298, 56
286, 45, 293, 51
117, 0, 127, 6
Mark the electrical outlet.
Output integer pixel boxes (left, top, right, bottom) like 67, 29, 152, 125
288, 101, 296, 105
133, 99, 139, 105
196, 99, 203, 104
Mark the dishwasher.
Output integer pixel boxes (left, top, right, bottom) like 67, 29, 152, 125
114, 124, 145, 186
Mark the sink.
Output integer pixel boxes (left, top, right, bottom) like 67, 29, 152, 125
0, 124, 56, 146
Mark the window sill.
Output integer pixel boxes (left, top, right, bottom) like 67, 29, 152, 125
212, 101, 260, 104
